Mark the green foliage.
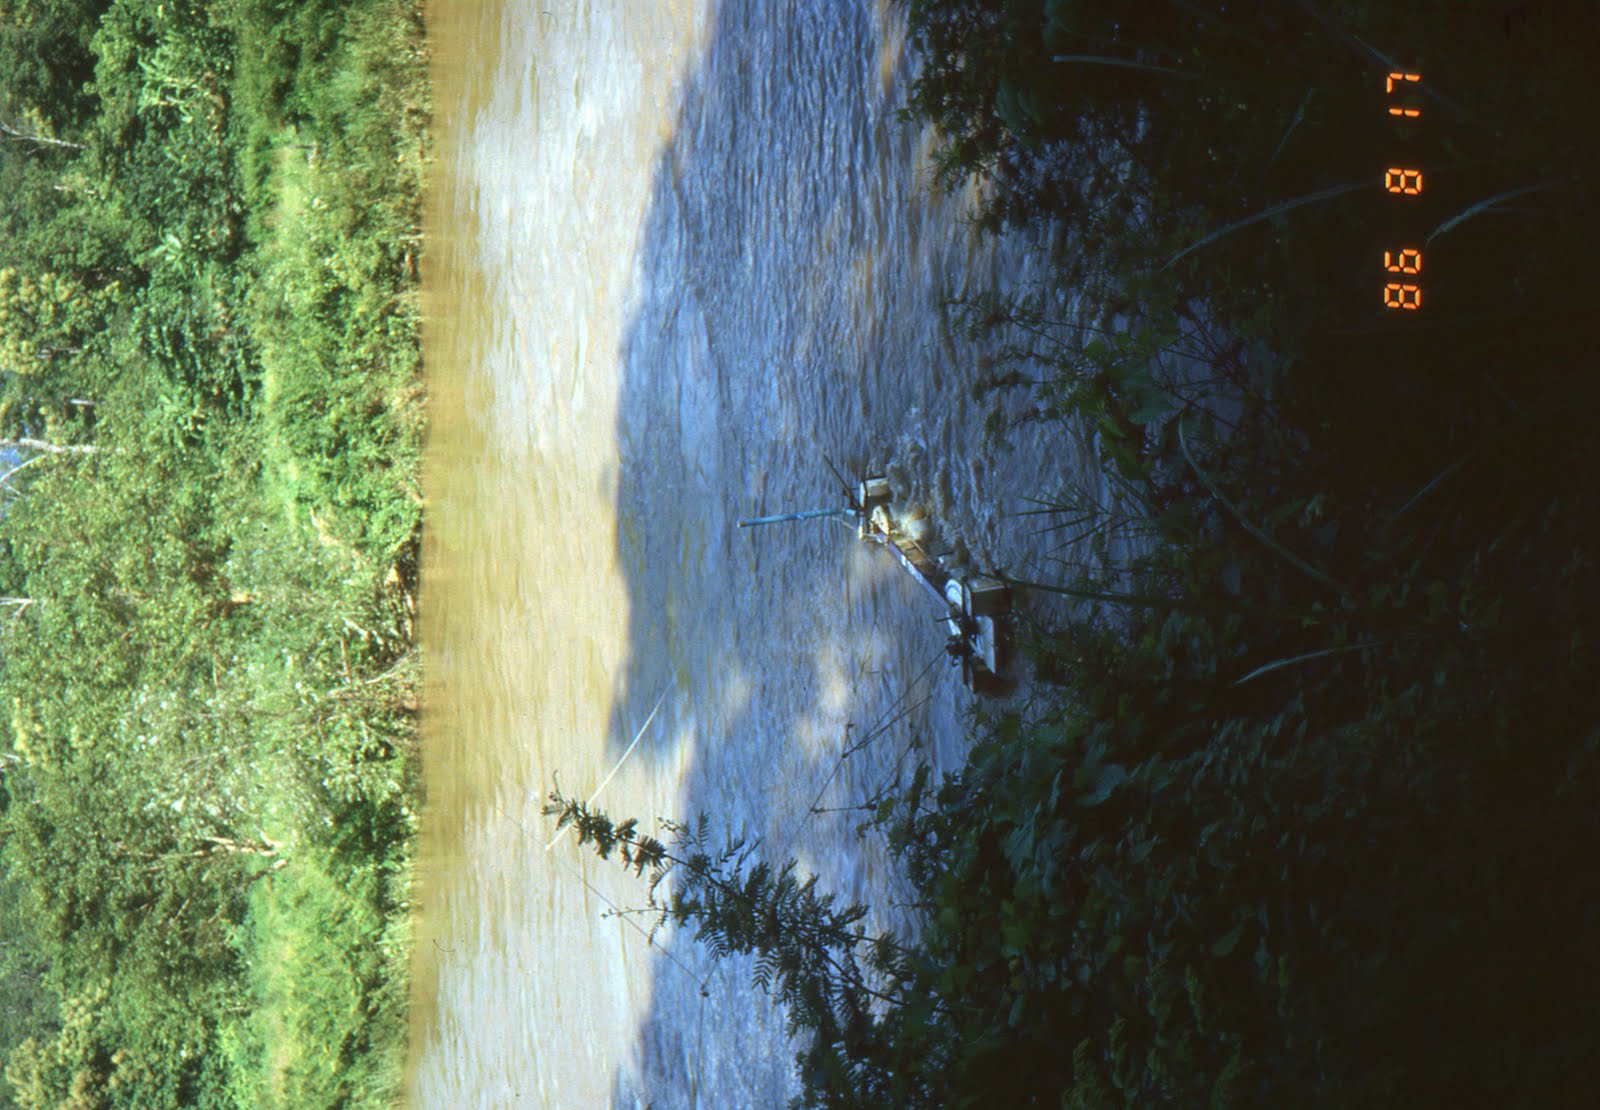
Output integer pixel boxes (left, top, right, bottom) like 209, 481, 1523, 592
0, 0, 107, 133
0, 865, 57, 1106
227, 0, 429, 563
0, 0, 426, 1104
1, 976, 238, 1110
903, 0, 1322, 246
898, 2, 1600, 1104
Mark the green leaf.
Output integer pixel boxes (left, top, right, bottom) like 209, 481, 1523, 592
1081, 764, 1129, 807
1211, 922, 1245, 958
1128, 389, 1171, 426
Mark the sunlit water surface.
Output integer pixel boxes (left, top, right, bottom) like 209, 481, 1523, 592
410, 1, 1108, 1105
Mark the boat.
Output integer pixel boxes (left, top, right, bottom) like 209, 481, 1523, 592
738, 475, 1014, 697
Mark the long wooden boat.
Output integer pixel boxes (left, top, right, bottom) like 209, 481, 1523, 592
737, 476, 1014, 696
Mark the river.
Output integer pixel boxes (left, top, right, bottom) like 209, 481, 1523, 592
409, 1, 1108, 1105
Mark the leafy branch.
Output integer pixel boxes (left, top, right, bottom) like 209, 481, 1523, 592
545, 790, 939, 1108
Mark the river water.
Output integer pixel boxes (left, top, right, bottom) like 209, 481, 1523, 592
410, 1, 1110, 1105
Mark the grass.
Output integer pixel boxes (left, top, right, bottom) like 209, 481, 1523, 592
222, 2, 430, 1096
223, 847, 412, 1109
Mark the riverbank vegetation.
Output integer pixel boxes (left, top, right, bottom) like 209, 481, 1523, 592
560, 2, 1600, 1106
0, 0, 427, 1105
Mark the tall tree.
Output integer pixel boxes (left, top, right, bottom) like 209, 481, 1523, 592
0, 0, 109, 134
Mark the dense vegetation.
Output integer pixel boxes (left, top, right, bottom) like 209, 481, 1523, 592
560, 2, 1600, 1106
0, 0, 427, 1105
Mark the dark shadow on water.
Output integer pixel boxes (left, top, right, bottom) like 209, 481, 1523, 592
600, 1, 933, 1105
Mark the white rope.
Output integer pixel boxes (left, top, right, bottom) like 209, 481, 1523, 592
544, 687, 668, 851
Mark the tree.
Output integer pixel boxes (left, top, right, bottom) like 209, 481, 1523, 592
0, 267, 96, 378
0, 0, 109, 135
545, 790, 941, 1109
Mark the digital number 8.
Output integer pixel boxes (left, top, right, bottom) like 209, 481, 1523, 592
1385, 168, 1423, 195
1384, 283, 1422, 310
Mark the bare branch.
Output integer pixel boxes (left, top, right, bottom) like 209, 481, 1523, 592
0, 437, 102, 456
0, 119, 84, 151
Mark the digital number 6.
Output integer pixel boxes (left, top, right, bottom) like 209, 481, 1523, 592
1384, 248, 1423, 275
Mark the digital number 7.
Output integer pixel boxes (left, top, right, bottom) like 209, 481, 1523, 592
1387, 70, 1422, 118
